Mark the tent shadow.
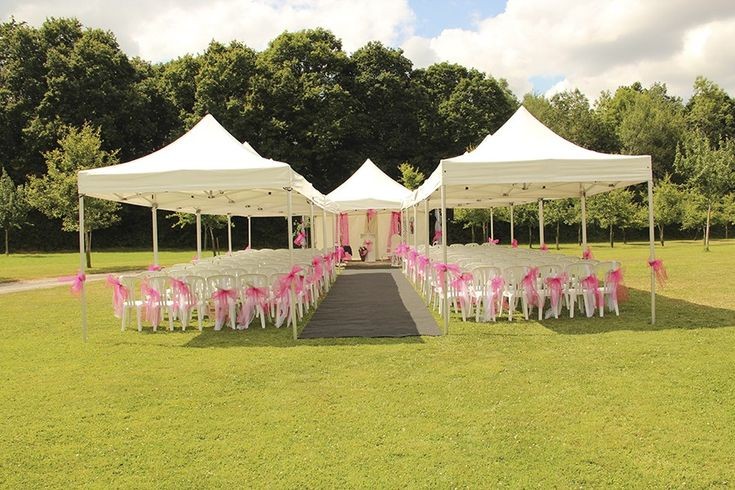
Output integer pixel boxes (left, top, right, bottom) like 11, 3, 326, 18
182, 325, 426, 348
539, 287, 735, 334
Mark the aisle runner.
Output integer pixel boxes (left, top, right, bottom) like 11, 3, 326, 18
300, 269, 440, 338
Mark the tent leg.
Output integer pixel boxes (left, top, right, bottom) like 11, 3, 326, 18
195, 209, 202, 260
309, 202, 315, 249
581, 190, 588, 248
441, 185, 449, 336
287, 189, 297, 339
538, 199, 545, 247
322, 207, 328, 254
227, 214, 232, 254
510, 204, 514, 243
647, 179, 656, 324
79, 195, 87, 342
423, 201, 429, 252
152, 203, 159, 266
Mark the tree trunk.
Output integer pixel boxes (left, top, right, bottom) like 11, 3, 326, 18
658, 224, 665, 247
555, 222, 560, 250
705, 204, 712, 252
623, 227, 627, 245
4, 228, 8, 256
210, 227, 217, 256
725, 223, 729, 240
86, 230, 92, 269
577, 225, 581, 246
528, 226, 532, 248
609, 224, 614, 248
471, 226, 475, 243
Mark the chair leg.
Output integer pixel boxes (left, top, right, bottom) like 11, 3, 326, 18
136, 306, 142, 332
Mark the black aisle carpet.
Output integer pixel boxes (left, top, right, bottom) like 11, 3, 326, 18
299, 269, 441, 338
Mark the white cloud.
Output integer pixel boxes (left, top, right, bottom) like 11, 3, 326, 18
401, 0, 735, 100
1, 0, 414, 60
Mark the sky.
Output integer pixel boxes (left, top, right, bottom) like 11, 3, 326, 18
2, 0, 734, 100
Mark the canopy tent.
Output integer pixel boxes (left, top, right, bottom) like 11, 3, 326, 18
314, 159, 425, 259
405, 106, 657, 332
76, 114, 333, 341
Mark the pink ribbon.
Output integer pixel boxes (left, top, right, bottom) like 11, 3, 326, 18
170, 277, 195, 315
59, 272, 86, 296
648, 259, 667, 288
488, 238, 499, 245
451, 272, 474, 311
311, 256, 324, 284
433, 262, 461, 287
237, 286, 269, 328
336, 246, 345, 262
522, 267, 540, 306
211, 288, 237, 328
141, 281, 162, 327
294, 231, 306, 247
485, 276, 505, 320
416, 254, 431, 278
511, 239, 518, 248
582, 247, 593, 260
367, 209, 377, 222
147, 264, 162, 272
581, 274, 603, 310
540, 243, 549, 252
406, 248, 418, 274
394, 243, 409, 257
432, 230, 443, 244
364, 239, 373, 252
274, 266, 303, 328
606, 267, 628, 303
545, 274, 567, 312
106, 275, 128, 318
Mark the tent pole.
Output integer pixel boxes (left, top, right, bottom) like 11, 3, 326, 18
336, 212, 341, 249
581, 190, 588, 248
195, 209, 202, 260
490, 208, 494, 241
286, 189, 297, 339
247, 216, 252, 249
226, 213, 232, 254
647, 179, 656, 324
510, 204, 514, 243
309, 201, 315, 249
440, 185, 449, 335
423, 200, 429, 253
413, 205, 418, 250
538, 199, 545, 247
321, 207, 328, 254
78, 195, 87, 343
151, 203, 159, 266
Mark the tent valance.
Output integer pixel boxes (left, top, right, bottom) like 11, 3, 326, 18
327, 158, 412, 211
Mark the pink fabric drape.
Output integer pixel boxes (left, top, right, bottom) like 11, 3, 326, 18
106, 275, 128, 318
648, 259, 667, 287
338, 213, 350, 246
388, 211, 401, 252
484, 276, 505, 321
545, 274, 567, 313
521, 267, 540, 307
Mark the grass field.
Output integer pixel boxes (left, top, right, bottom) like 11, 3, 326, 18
1, 240, 734, 487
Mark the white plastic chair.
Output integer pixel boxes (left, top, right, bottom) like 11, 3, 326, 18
207, 275, 237, 331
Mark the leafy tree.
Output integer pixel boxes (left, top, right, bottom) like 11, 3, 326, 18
719, 193, 735, 239
168, 213, 228, 256
543, 199, 578, 249
686, 76, 735, 145
514, 203, 539, 247
674, 130, 735, 251
680, 189, 708, 241
26, 123, 120, 267
0, 166, 30, 254
653, 175, 683, 246
587, 189, 640, 247
453, 208, 492, 242
397, 162, 425, 190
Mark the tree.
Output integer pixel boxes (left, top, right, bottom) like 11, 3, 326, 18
587, 189, 640, 247
26, 123, 120, 267
514, 203, 538, 247
680, 189, 708, 241
686, 76, 735, 145
0, 166, 30, 254
721, 193, 735, 239
453, 208, 492, 242
543, 199, 578, 249
397, 162, 425, 190
653, 175, 683, 246
674, 130, 735, 251
167, 212, 228, 256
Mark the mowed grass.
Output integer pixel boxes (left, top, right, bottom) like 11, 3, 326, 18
0, 250, 198, 282
1, 240, 734, 487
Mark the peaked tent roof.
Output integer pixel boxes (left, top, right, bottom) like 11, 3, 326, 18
78, 114, 330, 216
327, 158, 412, 210
408, 106, 651, 208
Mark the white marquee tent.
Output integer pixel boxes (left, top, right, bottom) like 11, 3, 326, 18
406, 106, 657, 331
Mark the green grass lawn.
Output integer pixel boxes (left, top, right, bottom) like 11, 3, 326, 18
1, 240, 734, 487
0, 250, 198, 283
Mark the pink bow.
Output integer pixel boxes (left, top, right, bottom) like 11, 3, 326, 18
170, 278, 195, 315
451, 272, 474, 311
59, 271, 86, 295
106, 275, 128, 318
581, 274, 603, 311
488, 238, 499, 245
432, 230, 443, 244
434, 262, 461, 287
294, 231, 306, 247
367, 209, 377, 221
141, 281, 162, 327
311, 257, 324, 283
511, 239, 518, 248
606, 267, 628, 303
237, 286, 269, 328
394, 243, 409, 257
211, 288, 237, 328
540, 243, 549, 252
521, 267, 540, 306
582, 247, 593, 260
545, 274, 567, 312
648, 259, 667, 288
191, 255, 199, 264
147, 264, 162, 272
485, 276, 505, 320
416, 254, 431, 277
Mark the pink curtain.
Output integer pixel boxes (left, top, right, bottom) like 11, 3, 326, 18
338, 213, 350, 246
388, 211, 401, 252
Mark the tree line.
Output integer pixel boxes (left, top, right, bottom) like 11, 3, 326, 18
1, 17, 733, 255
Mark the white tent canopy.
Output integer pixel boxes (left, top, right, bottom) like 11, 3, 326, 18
78, 114, 329, 217
408, 106, 651, 208
327, 158, 412, 210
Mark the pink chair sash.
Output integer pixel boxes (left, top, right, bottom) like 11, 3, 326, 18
488, 238, 499, 245
484, 276, 505, 320
582, 247, 594, 260
59, 272, 86, 295
238, 286, 269, 328
540, 243, 549, 252
433, 262, 461, 287
170, 278, 195, 315
607, 267, 628, 303
648, 259, 667, 287
141, 281, 162, 327
147, 264, 162, 272
544, 274, 567, 312
521, 267, 540, 306
211, 288, 237, 327
106, 275, 129, 318
416, 254, 431, 278
581, 274, 603, 310
432, 230, 443, 244
451, 272, 474, 311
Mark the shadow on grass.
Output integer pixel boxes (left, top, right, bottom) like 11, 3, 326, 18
539, 287, 735, 334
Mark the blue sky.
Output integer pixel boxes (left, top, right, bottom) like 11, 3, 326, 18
409, 0, 507, 37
